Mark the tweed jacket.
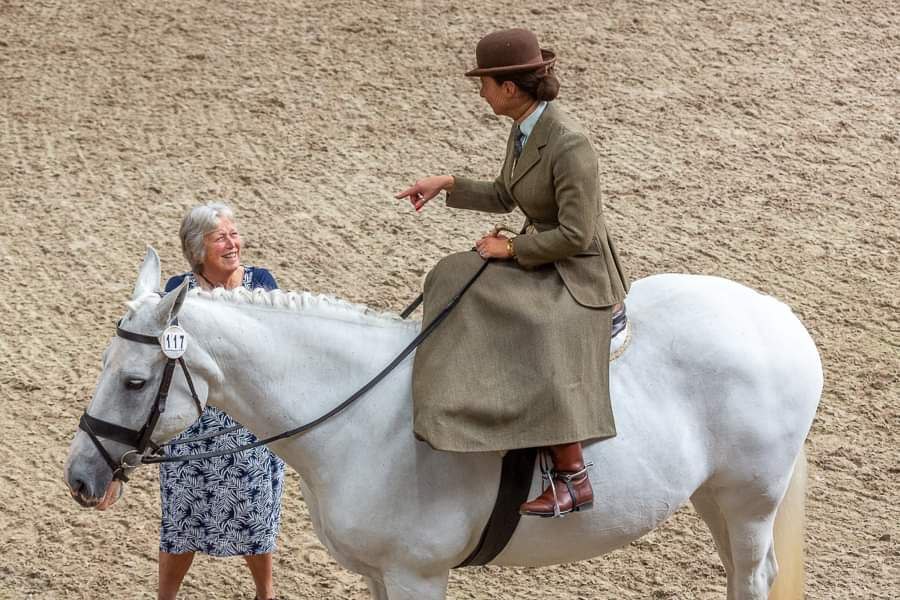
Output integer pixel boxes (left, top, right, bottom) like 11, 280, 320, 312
447, 102, 629, 308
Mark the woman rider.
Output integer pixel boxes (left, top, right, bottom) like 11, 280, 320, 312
395, 28, 629, 517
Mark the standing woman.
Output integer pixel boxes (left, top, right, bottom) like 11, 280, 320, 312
158, 203, 284, 600
396, 29, 629, 517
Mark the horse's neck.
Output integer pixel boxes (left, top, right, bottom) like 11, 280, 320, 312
183, 296, 419, 478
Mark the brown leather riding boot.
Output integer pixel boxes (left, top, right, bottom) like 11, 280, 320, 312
519, 442, 594, 517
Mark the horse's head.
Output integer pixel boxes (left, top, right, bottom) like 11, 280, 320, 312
64, 247, 215, 509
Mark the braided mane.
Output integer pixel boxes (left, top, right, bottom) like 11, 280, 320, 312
126, 286, 418, 329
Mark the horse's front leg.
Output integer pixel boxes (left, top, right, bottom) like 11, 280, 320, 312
376, 568, 449, 600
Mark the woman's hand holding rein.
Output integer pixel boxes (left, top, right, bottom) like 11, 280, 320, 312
395, 175, 455, 212
475, 232, 515, 260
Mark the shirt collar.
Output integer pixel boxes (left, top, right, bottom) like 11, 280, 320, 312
518, 101, 548, 142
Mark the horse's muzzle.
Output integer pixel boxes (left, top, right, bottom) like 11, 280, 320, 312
70, 488, 100, 508
66, 471, 123, 509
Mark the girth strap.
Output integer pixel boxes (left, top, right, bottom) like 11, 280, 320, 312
455, 447, 538, 568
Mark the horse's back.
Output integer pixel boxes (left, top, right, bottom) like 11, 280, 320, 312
624, 273, 822, 411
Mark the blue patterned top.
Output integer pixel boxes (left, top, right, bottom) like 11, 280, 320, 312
159, 266, 285, 556
164, 266, 278, 294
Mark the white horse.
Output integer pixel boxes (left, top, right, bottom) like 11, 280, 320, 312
64, 248, 821, 600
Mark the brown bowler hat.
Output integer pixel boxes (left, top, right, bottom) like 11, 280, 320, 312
464, 28, 556, 77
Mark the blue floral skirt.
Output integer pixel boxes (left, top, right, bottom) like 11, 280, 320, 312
159, 407, 285, 556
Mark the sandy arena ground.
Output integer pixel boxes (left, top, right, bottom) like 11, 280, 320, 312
1, 1, 897, 598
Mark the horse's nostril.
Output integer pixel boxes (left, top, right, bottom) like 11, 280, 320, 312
70, 477, 87, 496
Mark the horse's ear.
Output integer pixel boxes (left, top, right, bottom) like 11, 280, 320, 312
133, 247, 161, 300
154, 278, 189, 327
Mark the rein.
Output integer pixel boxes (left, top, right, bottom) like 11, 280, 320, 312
147, 290, 424, 452
81, 257, 488, 476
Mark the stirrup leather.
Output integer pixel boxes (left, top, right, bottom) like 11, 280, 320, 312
558, 464, 593, 514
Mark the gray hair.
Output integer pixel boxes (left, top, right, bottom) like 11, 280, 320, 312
179, 202, 236, 271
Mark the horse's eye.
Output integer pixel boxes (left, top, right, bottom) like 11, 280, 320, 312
125, 379, 146, 391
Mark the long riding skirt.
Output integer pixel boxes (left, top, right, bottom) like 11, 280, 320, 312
412, 251, 616, 453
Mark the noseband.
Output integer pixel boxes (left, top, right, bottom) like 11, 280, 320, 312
78, 319, 203, 482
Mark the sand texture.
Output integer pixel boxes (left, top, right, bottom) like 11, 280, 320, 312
1, 1, 898, 598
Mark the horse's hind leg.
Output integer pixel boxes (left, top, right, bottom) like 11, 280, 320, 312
714, 488, 780, 600
690, 487, 735, 582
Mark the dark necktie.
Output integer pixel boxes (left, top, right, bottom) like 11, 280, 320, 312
513, 125, 525, 159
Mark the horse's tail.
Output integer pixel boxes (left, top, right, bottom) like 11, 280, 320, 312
768, 446, 807, 600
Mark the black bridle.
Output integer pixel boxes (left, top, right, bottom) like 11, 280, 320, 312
78, 319, 204, 482
79, 255, 488, 476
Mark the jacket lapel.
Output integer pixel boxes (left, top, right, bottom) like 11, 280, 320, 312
503, 125, 517, 186
510, 103, 554, 188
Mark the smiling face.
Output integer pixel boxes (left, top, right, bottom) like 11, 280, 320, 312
202, 217, 242, 276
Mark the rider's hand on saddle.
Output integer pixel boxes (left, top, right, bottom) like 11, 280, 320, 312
395, 175, 455, 212
475, 233, 512, 259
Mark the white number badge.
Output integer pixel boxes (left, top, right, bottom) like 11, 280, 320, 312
160, 325, 188, 359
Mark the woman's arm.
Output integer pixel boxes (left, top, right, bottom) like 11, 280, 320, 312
395, 175, 455, 211
164, 274, 187, 293
446, 175, 516, 214
253, 268, 279, 291
512, 132, 599, 267
395, 171, 517, 215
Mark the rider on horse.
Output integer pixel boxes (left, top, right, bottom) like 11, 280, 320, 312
396, 28, 629, 517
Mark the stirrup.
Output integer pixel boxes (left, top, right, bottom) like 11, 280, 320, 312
559, 461, 594, 515
541, 450, 563, 518
527, 453, 594, 518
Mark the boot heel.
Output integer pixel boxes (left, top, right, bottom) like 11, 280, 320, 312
574, 501, 593, 512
